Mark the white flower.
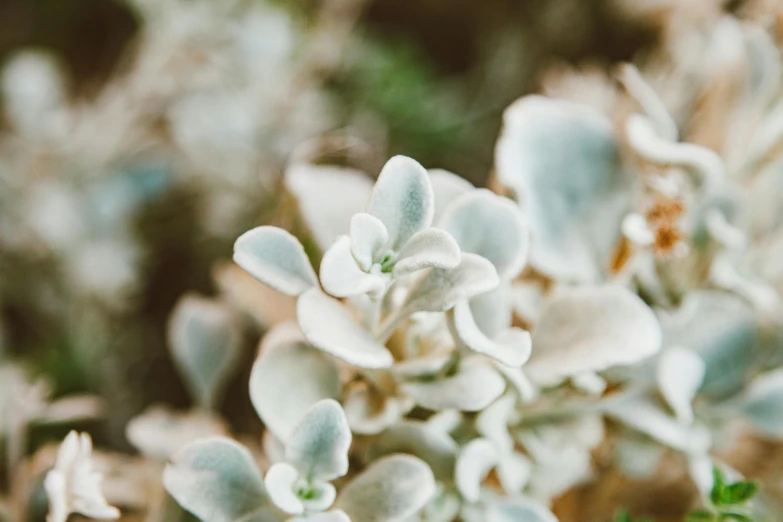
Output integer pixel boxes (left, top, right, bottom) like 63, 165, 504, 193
44, 431, 120, 522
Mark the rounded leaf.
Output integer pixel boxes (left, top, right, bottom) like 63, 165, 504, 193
163, 437, 267, 522
349, 213, 389, 271
526, 285, 661, 385
393, 228, 461, 276
168, 294, 242, 409
249, 326, 341, 440
485, 499, 559, 522
429, 169, 474, 223
286, 399, 352, 481
368, 156, 434, 250
740, 369, 783, 437
401, 360, 506, 412
657, 346, 705, 424
369, 421, 459, 480
298, 288, 394, 369
234, 226, 317, 296
439, 189, 529, 280
495, 96, 627, 281
456, 438, 498, 503
265, 463, 304, 515
451, 299, 531, 368
337, 455, 436, 522
320, 235, 387, 298
401, 253, 499, 315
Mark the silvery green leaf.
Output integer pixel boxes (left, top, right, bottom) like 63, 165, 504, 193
455, 438, 498, 503
451, 299, 531, 368
485, 499, 559, 522
336, 455, 436, 522
349, 213, 389, 271
495, 96, 628, 281
290, 510, 351, 522
249, 325, 341, 440
429, 169, 473, 223
422, 486, 462, 522
657, 346, 705, 424
400, 254, 499, 315
613, 432, 665, 479
602, 389, 711, 453
298, 288, 394, 368
401, 359, 506, 412
626, 114, 724, 187
369, 421, 459, 480
526, 285, 661, 386
663, 292, 762, 399
163, 437, 268, 522
496, 452, 532, 495
343, 382, 412, 435
368, 156, 434, 250
439, 189, 529, 280
476, 394, 516, 453
126, 405, 228, 461
320, 236, 387, 298
265, 462, 305, 515
234, 226, 317, 296
688, 454, 715, 497
286, 399, 351, 481
393, 228, 461, 276
285, 162, 372, 252
739, 369, 783, 437
168, 294, 242, 409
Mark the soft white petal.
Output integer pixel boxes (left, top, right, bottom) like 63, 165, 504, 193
393, 228, 461, 276
163, 437, 267, 522
249, 324, 341, 440
286, 399, 351, 481
168, 294, 242, 409
526, 285, 661, 386
337, 455, 435, 522
451, 300, 531, 368
657, 346, 705, 424
400, 253, 499, 315
439, 189, 529, 280
367, 156, 434, 250
298, 288, 394, 368
402, 360, 506, 412
233, 226, 317, 296
320, 236, 387, 298
349, 213, 389, 271
455, 438, 498, 503
265, 462, 304, 515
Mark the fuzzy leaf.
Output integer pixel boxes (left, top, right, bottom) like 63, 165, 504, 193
349, 213, 389, 271
495, 96, 628, 281
337, 455, 436, 522
168, 295, 242, 409
401, 253, 499, 315
401, 360, 506, 412
163, 437, 269, 522
234, 226, 317, 296
451, 299, 531, 368
265, 462, 305, 515
320, 235, 387, 298
485, 499, 559, 522
657, 347, 705, 424
249, 326, 341, 440
370, 421, 459, 480
455, 438, 498, 503
439, 189, 529, 280
526, 285, 661, 385
393, 228, 461, 276
367, 156, 434, 250
343, 382, 412, 435
739, 368, 783, 437
286, 399, 352, 481
285, 163, 372, 252
429, 169, 473, 223
298, 288, 394, 368
290, 511, 351, 522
